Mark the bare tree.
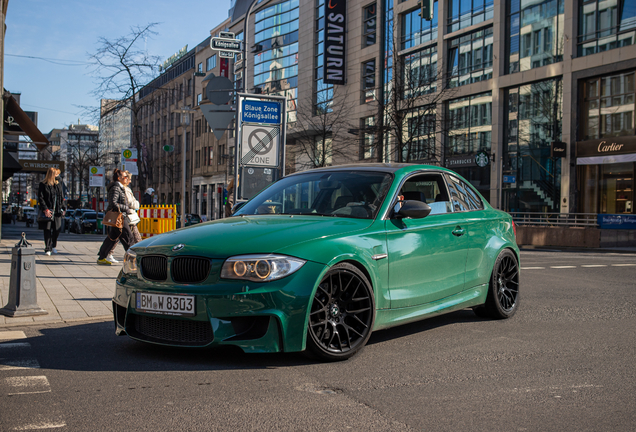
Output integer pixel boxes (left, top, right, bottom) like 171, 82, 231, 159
290, 89, 360, 171
66, 138, 109, 200
371, 29, 459, 164
89, 23, 163, 192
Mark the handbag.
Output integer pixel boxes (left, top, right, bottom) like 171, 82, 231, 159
37, 194, 56, 223
103, 208, 124, 228
126, 211, 141, 225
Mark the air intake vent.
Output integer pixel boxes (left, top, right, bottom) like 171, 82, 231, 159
141, 256, 168, 281
172, 257, 211, 283
132, 315, 213, 346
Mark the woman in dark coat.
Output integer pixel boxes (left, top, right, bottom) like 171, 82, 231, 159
38, 167, 65, 255
97, 169, 134, 265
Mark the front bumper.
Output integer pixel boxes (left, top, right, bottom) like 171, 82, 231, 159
112, 260, 326, 353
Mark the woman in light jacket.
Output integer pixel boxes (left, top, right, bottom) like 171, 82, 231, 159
105, 171, 141, 263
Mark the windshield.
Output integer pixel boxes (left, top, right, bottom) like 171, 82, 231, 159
235, 170, 393, 219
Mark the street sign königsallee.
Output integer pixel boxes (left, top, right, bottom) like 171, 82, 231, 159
241, 100, 281, 124
211, 37, 241, 52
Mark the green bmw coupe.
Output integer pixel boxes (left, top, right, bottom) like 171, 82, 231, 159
113, 164, 520, 361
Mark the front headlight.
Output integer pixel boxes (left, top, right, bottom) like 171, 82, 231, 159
122, 249, 138, 275
221, 254, 306, 282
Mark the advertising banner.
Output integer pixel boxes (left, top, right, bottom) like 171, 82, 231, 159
323, 0, 347, 85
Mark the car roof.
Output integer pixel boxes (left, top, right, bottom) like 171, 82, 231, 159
284, 163, 455, 177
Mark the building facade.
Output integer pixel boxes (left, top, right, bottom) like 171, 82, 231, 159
59, 124, 100, 201
140, 0, 636, 218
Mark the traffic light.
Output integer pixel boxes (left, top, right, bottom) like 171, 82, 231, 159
418, 0, 433, 21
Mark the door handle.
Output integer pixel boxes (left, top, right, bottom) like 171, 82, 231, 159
452, 226, 465, 237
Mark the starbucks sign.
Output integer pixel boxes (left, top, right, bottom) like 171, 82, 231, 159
475, 151, 489, 167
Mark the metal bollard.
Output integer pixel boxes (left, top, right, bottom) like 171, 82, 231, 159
0, 233, 47, 317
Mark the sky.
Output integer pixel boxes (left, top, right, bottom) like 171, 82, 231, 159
4, 0, 233, 134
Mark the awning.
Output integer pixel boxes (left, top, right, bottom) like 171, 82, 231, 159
2, 150, 23, 181
3, 91, 49, 150
576, 153, 636, 165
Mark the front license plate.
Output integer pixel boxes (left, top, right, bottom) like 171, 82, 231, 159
136, 292, 195, 317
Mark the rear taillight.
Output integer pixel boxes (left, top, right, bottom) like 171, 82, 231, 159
512, 221, 517, 238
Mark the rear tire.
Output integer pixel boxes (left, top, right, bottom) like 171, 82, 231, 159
474, 249, 519, 319
306, 263, 375, 361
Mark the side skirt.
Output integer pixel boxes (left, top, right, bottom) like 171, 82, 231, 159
374, 284, 488, 331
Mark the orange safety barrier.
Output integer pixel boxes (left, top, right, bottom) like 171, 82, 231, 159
137, 205, 177, 239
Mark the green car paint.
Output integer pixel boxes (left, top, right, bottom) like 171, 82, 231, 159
112, 164, 519, 355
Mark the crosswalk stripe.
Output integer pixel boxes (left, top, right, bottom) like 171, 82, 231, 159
13, 421, 67, 430
611, 263, 636, 266
521, 267, 545, 269
551, 266, 577, 269
5, 375, 50, 396
0, 343, 31, 349
0, 359, 40, 370
581, 265, 608, 267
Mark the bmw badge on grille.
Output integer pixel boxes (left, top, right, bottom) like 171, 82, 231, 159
172, 244, 185, 251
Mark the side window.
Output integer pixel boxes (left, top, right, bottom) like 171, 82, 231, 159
446, 175, 484, 211
399, 173, 452, 215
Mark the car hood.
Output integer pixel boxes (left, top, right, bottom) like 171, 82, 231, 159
133, 215, 373, 259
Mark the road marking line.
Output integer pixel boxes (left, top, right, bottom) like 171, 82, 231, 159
0, 359, 40, 370
13, 423, 66, 431
581, 265, 607, 267
5, 376, 50, 395
521, 267, 545, 270
611, 263, 636, 266
8, 390, 52, 396
0, 343, 31, 349
0, 331, 27, 341
550, 266, 577, 269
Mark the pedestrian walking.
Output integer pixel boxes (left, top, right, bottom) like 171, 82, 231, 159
38, 167, 65, 256
96, 169, 134, 265
225, 178, 234, 217
105, 171, 141, 263
142, 188, 154, 205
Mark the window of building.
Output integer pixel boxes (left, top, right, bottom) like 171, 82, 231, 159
197, 93, 202, 105
198, 62, 203, 73
403, 106, 436, 162
176, 135, 181, 154
401, 1, 438, 50
207, 55, 217, 71
254, 0, 300, 122
187, 79, 192, 96
362, 59, 376, 103
578, 0, 636, 56
195, 119, 202, 137
179, 83, 183, 100
402, 45, 437, 98
448, 27, 493, 88
314, 0, 333, 114
583, 72, 635, 140
363, 3, 377, 46
503, 79, 562, 212
195, 150, 201, 168
448, 0, 493, 33
507, 0, 564, 74
447, 92, 492, 156
163, 115, 167, 132
170, 113, 174, 130
361, 116, 376, 160
218, 144, 225, 165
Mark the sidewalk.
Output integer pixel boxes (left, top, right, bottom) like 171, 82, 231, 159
0, 222, 124, 327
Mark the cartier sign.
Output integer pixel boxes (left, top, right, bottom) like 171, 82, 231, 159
576, 137, 636, 157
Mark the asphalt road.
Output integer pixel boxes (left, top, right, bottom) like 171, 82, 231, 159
1, 250, 634, 431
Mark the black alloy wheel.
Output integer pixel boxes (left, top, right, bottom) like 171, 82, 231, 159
474, 249, 520, 319
306, 263, 375, 361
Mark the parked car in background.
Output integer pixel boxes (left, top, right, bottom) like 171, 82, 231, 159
20, 206, 35, 222
79, 212, 103, 234
114, 164, 520, 361
70, 209, 95, 233
176, 214, 203, 227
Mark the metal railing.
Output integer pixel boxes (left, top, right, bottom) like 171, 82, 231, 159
509, 212, 598, 228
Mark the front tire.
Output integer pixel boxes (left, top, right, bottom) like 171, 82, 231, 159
474, 249, 519, 319
306, 263, 375, 361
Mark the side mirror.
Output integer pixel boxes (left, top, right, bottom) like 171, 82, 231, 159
395, 200, 432, 219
